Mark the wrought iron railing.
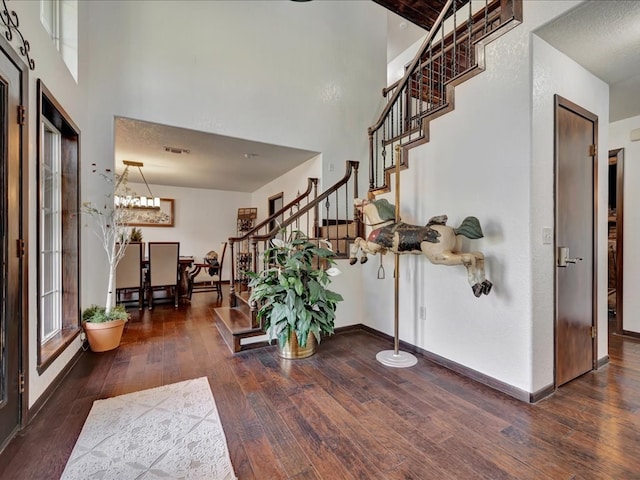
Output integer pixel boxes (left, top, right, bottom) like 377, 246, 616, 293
369, 0, 522, 194
229, 161, 361, 308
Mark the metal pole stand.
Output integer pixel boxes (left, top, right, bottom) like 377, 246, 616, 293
376, 253, 417, 368
376, 145, 417, 368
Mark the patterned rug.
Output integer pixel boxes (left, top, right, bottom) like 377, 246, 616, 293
61, 377, 237, 480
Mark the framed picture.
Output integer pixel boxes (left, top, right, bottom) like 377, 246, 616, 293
126, 198, 175, 227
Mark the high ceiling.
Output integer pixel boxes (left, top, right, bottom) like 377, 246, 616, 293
115, 1, 640, 192
535, 0, 640, 123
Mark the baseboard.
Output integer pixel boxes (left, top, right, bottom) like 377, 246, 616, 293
529, 384, 555, 403
25, 346, 85, 425
353, 324, 534, 403
597, 355, 610, 368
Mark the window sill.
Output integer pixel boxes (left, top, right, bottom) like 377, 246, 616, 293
38, 326, 82, 375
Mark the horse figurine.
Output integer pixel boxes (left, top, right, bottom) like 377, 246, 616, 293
350, 198, 492, 297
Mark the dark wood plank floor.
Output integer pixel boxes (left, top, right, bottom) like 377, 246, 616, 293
1, 289, 638, 479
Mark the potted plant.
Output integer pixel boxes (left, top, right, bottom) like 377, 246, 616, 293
81, 164, 139, 352
82, 304, 129, 352
247, 230, 343, 359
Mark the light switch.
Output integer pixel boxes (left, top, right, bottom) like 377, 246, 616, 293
542, 227, 553, 245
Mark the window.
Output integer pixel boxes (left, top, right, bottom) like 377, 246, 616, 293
40, 0, 78, 81
37, 80, 81, 374
40, 118, 63, 343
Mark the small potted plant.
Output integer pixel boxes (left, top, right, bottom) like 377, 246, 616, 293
82, 304, 129, 352
247, 230, 343, 359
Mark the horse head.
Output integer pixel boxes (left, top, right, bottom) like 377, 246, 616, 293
353, 197, 397, 226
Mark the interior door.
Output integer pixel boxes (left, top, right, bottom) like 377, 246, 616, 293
554, 95, 597, 387
0, 46, 25, 446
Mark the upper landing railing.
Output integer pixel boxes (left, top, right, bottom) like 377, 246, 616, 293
369, 0, 522, 195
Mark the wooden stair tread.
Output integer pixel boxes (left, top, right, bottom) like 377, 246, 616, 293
213, 307, 261, 335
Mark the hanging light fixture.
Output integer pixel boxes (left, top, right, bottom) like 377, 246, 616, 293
115, 160, 161, 210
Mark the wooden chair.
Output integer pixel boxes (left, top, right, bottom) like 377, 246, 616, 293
188, 242, 227, 300
115, 242, 144, 310
147, 242, 180, 310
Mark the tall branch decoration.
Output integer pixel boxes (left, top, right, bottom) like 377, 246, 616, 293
1, 0, 35, 70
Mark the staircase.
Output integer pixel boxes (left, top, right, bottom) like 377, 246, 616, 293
213, 161, 361, 353
369, 0, 522, 195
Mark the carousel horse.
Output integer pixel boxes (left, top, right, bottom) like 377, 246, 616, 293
350, 198, 492, 297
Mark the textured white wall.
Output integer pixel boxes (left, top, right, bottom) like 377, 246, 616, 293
609, 115, 640, 333
532, 35, 610, 390
80, 0, 386, 307
361, 1, 590, 394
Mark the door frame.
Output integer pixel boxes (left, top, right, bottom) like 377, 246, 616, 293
0, 34, 29, 438
609, 148, 627, 336
553, 94, 598, 387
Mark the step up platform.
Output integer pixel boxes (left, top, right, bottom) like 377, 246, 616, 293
213, 291, 269, 353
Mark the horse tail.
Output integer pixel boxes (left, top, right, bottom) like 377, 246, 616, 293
454, 216, 484, 239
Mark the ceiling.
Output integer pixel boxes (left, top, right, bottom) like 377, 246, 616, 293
115, 117, 318, 192
115, 1, 640, 192
533, 0, 640, 123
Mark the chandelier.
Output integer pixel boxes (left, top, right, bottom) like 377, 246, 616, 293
114, 160, 161, 211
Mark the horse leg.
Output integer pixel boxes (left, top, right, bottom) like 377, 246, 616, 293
468, 252, 492, 296
350, 238, 363, 265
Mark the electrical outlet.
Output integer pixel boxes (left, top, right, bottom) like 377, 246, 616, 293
80, 332, 86, 342
542, 227, 553, 245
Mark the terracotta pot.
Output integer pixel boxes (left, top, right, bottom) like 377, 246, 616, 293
83, 319, 126, 352
278, 331, 317, 359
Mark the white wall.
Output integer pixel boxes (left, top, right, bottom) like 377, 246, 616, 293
6, 1, 90, 406
609, 115, 640, 333
80, 0, 387, 308
362, 1, 589, 394
531, 35, 609, 389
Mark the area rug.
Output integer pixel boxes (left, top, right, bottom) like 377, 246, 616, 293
60, 377, 237, 480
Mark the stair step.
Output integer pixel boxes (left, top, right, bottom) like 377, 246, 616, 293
213, 306, 266, 353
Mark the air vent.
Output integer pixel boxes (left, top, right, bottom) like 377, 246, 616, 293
164, 146, 190, 154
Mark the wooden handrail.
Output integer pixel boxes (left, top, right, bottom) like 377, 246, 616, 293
251, 161, 359, 243
368, 0, 454, 135
228, 177, 318, 244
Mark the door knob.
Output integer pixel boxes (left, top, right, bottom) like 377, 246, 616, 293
557, 246, 583, 267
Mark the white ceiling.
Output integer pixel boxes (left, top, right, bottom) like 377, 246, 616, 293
115, 117, 318, 192
535, 0, 640, 123
115, 1, 640, 192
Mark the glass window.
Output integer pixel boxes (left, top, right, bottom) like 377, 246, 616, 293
40, 118, 62, 343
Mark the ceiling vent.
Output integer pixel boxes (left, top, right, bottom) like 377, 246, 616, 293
164, 146, 190, 154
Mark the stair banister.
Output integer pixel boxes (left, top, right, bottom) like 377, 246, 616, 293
228, 177, 318, 305
251, 161, 359, 245
369, 0, 454, 136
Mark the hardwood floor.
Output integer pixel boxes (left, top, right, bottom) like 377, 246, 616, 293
1, 291, 639, 479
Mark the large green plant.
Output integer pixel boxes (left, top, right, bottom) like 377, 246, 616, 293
247, 231, 343, 348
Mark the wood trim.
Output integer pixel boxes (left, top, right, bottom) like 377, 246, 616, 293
24, 348, 84, 425
36, 80, 82, 375
354, 324, 534, 403
609, 148, 624, 335
553, 94, 599, 387
0, 32, 30, 431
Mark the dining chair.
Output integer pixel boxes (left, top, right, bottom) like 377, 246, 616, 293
147, 242, 180, 310
188, 242, 227, 300
115, 242, 144, 310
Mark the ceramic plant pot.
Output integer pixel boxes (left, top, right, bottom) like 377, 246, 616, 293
83, 319, 126, 352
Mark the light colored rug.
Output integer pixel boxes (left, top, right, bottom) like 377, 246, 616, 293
61, 377, 237, 480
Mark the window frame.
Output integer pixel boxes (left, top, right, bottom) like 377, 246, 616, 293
36, 80, 81, 374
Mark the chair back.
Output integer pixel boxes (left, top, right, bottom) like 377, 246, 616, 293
116, 242, 142, 289
148, 242, 180, 287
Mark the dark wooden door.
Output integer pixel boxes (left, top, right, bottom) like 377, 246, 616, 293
0, 45, 24, 448
555, 95, 596, 387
